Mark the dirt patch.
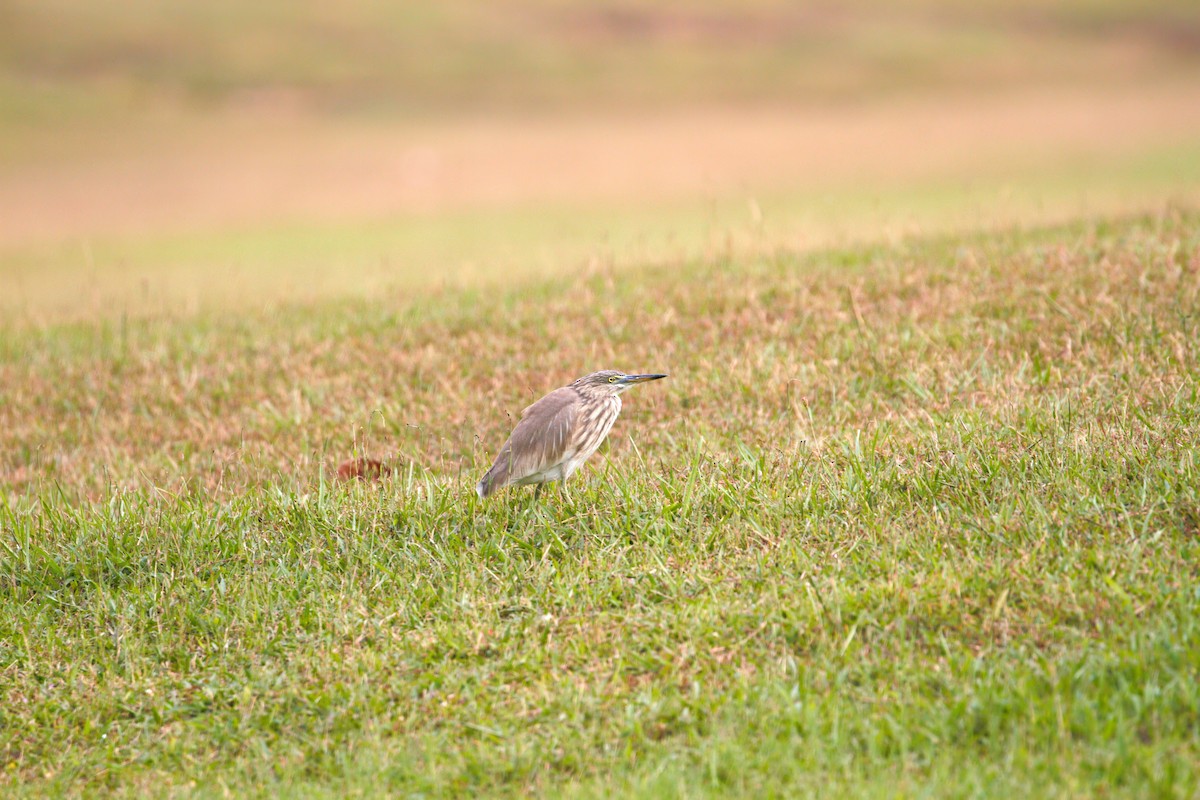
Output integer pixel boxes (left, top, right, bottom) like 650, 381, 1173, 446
2, 80, 1199, 247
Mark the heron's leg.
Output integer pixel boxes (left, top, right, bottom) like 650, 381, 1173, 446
533, 483, 543, 502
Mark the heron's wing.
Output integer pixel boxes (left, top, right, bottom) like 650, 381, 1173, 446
506, 387, 580, 477
479, 388, 579, 495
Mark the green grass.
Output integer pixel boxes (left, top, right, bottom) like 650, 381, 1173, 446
2, 212, 1198, 797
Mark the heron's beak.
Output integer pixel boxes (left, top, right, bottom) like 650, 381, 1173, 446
621, 373, 668, 384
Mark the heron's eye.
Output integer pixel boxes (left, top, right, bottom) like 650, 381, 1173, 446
608, 375, 619, 383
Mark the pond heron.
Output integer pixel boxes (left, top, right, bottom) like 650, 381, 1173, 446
476, 370, 667, 499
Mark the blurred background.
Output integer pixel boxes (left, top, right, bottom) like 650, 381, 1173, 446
2, 0, 1199, 321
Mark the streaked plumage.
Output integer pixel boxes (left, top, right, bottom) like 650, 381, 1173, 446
476, 370, 667, 499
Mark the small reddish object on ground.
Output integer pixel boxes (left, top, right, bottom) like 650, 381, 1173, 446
336, 457, 393, 482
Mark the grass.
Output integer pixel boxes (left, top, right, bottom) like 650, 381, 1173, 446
3, 0, 1198, 178
5, 134, 1200, 325
5, 0, 1197, 122
2, 210, 1198, 796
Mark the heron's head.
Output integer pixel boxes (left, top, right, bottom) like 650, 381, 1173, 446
574, 370, 668, 396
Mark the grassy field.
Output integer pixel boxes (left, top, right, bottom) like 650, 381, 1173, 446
5, 0, 1199, 324
5, 131, 1200, 324
5, 0, 1197, 120
3, 0, 1200, 795
2, 211, 1198, 796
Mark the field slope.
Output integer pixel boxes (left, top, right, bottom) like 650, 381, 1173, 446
2, 212, 1199, 797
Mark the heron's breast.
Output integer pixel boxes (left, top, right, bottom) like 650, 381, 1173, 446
566, 397, 621, 462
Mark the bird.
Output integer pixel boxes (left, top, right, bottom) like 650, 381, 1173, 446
476, 370, 667, 500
